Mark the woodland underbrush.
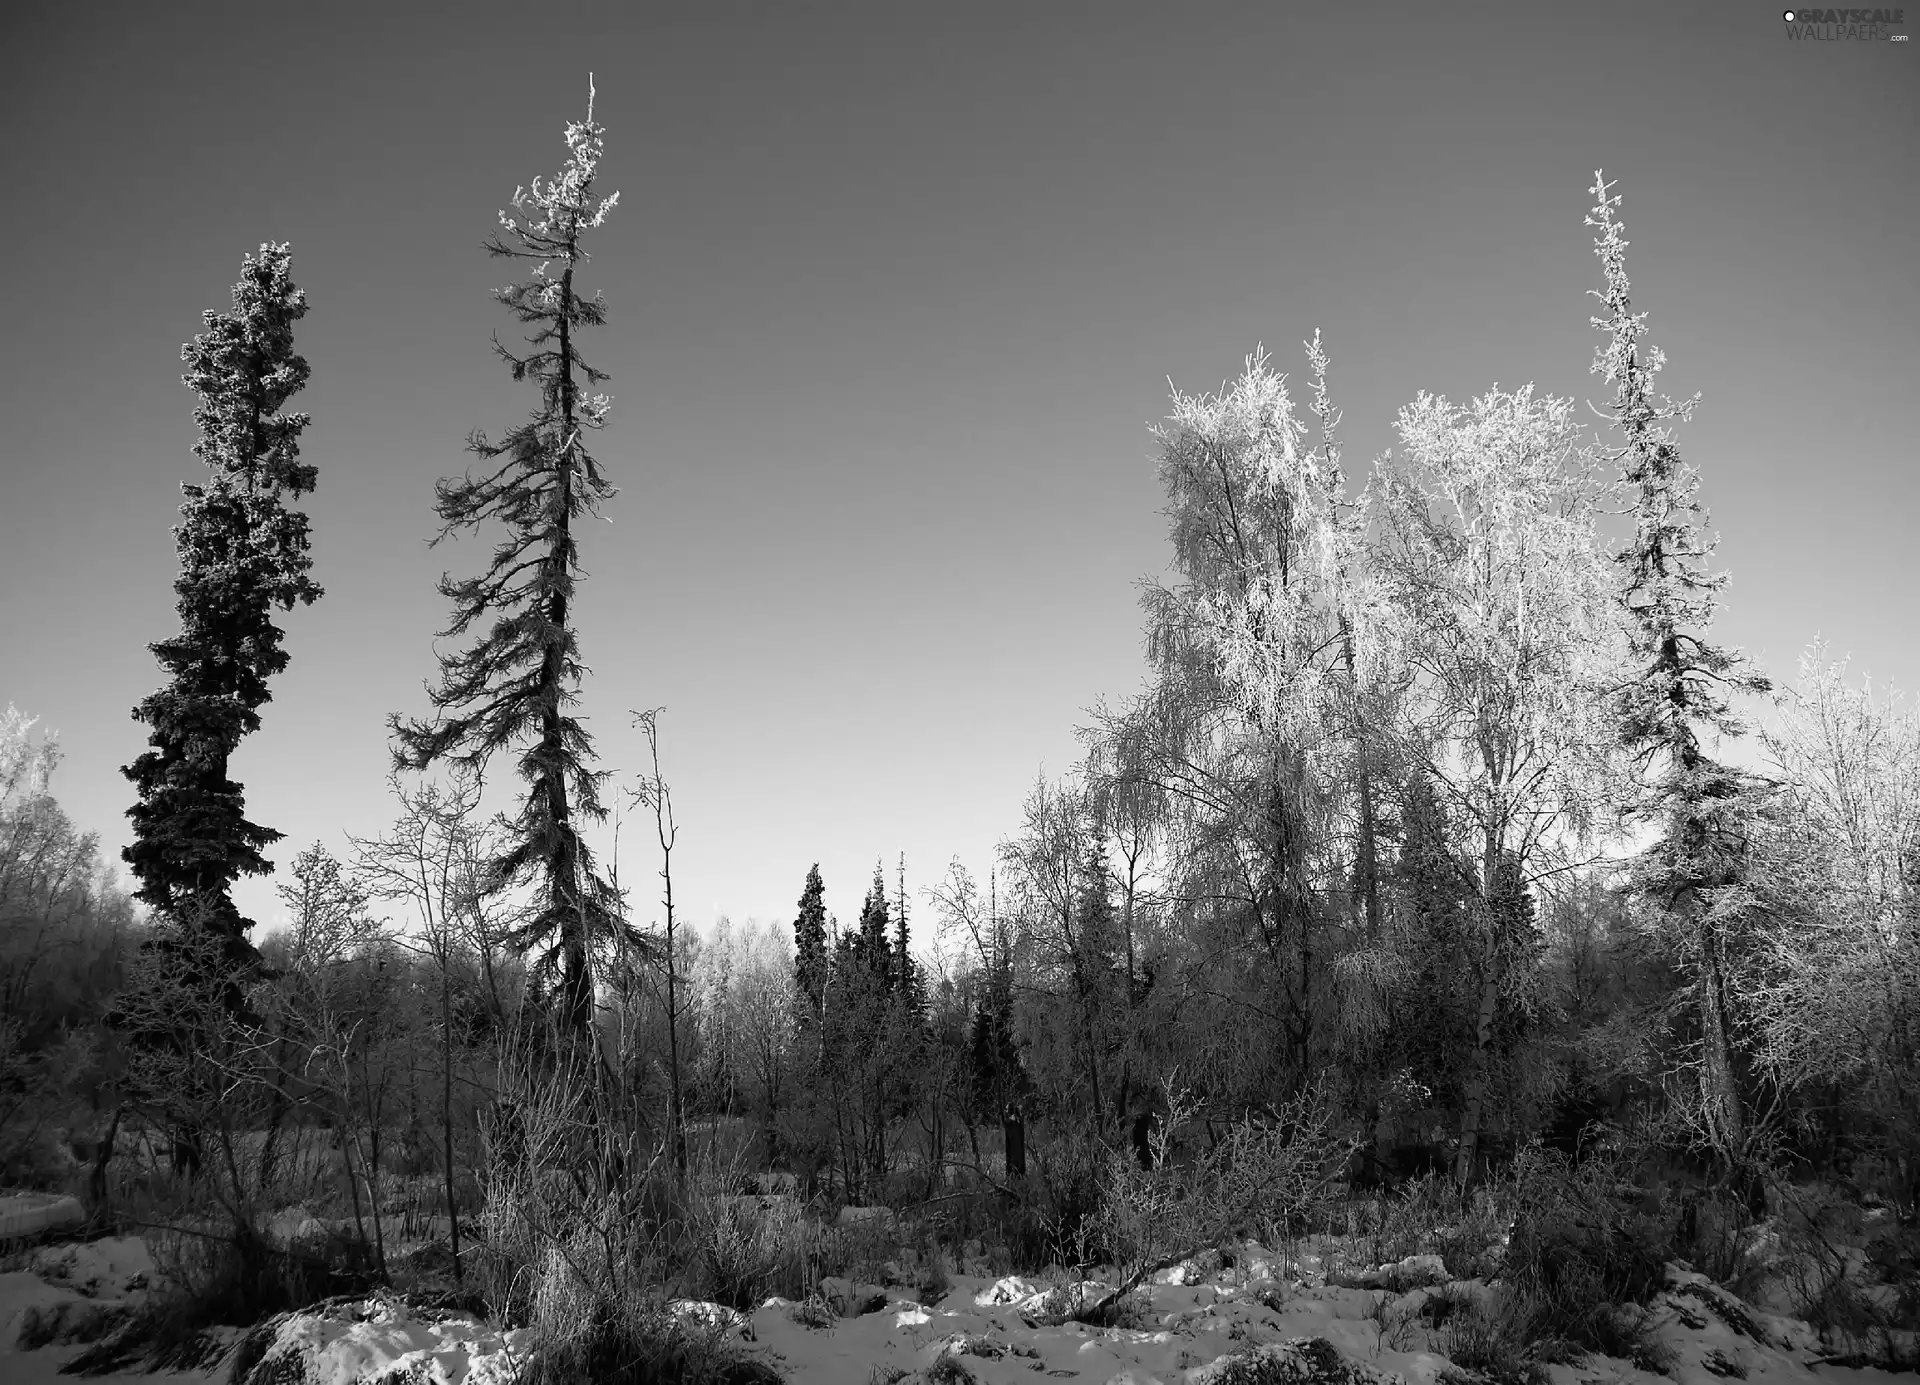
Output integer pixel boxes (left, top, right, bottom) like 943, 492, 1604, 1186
15, 1085, 1920, 1384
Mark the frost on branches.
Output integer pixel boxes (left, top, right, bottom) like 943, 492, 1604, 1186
389, 80, 627, 1038
122, 243, 318, 947
1588, 170, 1772, 1180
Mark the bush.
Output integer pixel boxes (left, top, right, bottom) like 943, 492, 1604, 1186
1438, 1324, 1550, 1385
1026, 1279, 1150, 1330
1093, 1080, 1356, 1284
687, 1192, 815, 1308
1499, 1145, 1671, 1366
514, 1293, 782, 1385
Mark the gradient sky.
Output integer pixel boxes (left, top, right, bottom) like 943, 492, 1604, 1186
2, 1, 1913, 945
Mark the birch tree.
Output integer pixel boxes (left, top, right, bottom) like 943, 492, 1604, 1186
1369, 383, 1626, 1181
1741, 649, 1920, 1186
1093, 347, 1358, 1102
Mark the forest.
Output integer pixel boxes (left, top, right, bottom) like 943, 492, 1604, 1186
0, 87, 1915, 1385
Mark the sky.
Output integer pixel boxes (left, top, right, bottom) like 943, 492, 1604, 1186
1, 1, 1914, 946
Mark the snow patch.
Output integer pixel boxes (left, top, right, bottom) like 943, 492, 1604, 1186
231, 1292, 533, 1385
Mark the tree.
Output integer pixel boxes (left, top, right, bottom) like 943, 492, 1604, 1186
892, 853, 927, 1032
1369, 382, 1625, 1181
1587, 172, 1773, 1183
1092, 346, 1359, 1108
1000, 775, 1117, 1126
346, 769, 518, 1285
123, 243, 318, 953
931, 860, 1032, 1178
1302, 334, 1395, 946
628, 707, 685, 1173
793, 863, 829, 1030
276, 842, 379, 971
1, 709, 136, 1166
1741, 648, 1920, 1193
854, 864, 892, 980
728, 918, 795, 1140
391, 82, 624, 1038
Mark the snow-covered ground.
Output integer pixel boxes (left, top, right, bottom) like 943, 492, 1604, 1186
2, 1213, 1912, 1385
0, 1233, 224, 1385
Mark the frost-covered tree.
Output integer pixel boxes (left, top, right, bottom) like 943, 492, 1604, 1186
1369, 383, 1625, 1180
1092, 348, 1356, 1104
1588, 172, 1772, 1177
274, 842, 378, 971
2, 708, 135, 1058
123, 243, 318, 953
391, 83, 624, 1038
1742, 649, 1920, 1178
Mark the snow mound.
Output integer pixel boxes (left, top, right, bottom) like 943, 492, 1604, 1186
266, 1206, 330, 1250
667, 1298, 753, 1338
0, 1193, 83, 1243
230, 1291, 532, 1385
1186, 1335, 1406, 1385
973, 1274, 1043, 1307
29, 1236, 151, 1297
1327, 1254, 1451, 1292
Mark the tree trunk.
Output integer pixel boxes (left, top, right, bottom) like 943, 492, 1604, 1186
1698, 913, 1746, 1159
1455, 846, 1503, 1187
1342, 619, 1382, 941
88, 1106, 122, 1214
1454, 957, 1501, 1186
441, 962, 463, 1283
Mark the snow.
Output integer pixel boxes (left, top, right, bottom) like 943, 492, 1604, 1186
0, 1191, 85, 1242
725, 1248, 1917, 1385
0, 1232, 219, 1385
27, 1235, 153, 1297
233, 1293, 534, 1385
973, 1274, 1044, 1306
0, 1227, 1911, 1385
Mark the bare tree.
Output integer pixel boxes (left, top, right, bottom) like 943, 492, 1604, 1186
347, 768, 516, 1284
629, 707, 686, 1175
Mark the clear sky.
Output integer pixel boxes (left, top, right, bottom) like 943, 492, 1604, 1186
2, 1, 1913, 943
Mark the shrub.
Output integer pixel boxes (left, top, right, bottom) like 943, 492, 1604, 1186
1438, 1290, 1553, 1385
687, 1192, 815, 1308
1028, 1280, 1151, 1330
514, 1293, 782, 1385
1500, 1144, 1669, 1360
1092, 1078, 1356, 1300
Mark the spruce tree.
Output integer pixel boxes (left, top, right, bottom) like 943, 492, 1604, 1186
1588, 172, 1772, 1179
391, 84, 623, 1038
892, 852, 926, 1028
854, 864, 892, 984
793, 863, 829, 1027
124, 243, 318, 955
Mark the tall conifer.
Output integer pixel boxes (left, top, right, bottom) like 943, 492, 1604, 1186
391, 83, 624, 1037
793, 863, 829, 1026
124, 243, 318, 953
1588, 172, 1771, 1177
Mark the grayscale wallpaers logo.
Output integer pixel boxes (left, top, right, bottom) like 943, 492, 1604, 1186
1782, 7, 1909, 38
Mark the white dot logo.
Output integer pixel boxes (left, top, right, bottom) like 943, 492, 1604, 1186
1783, 8, 1795, 17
